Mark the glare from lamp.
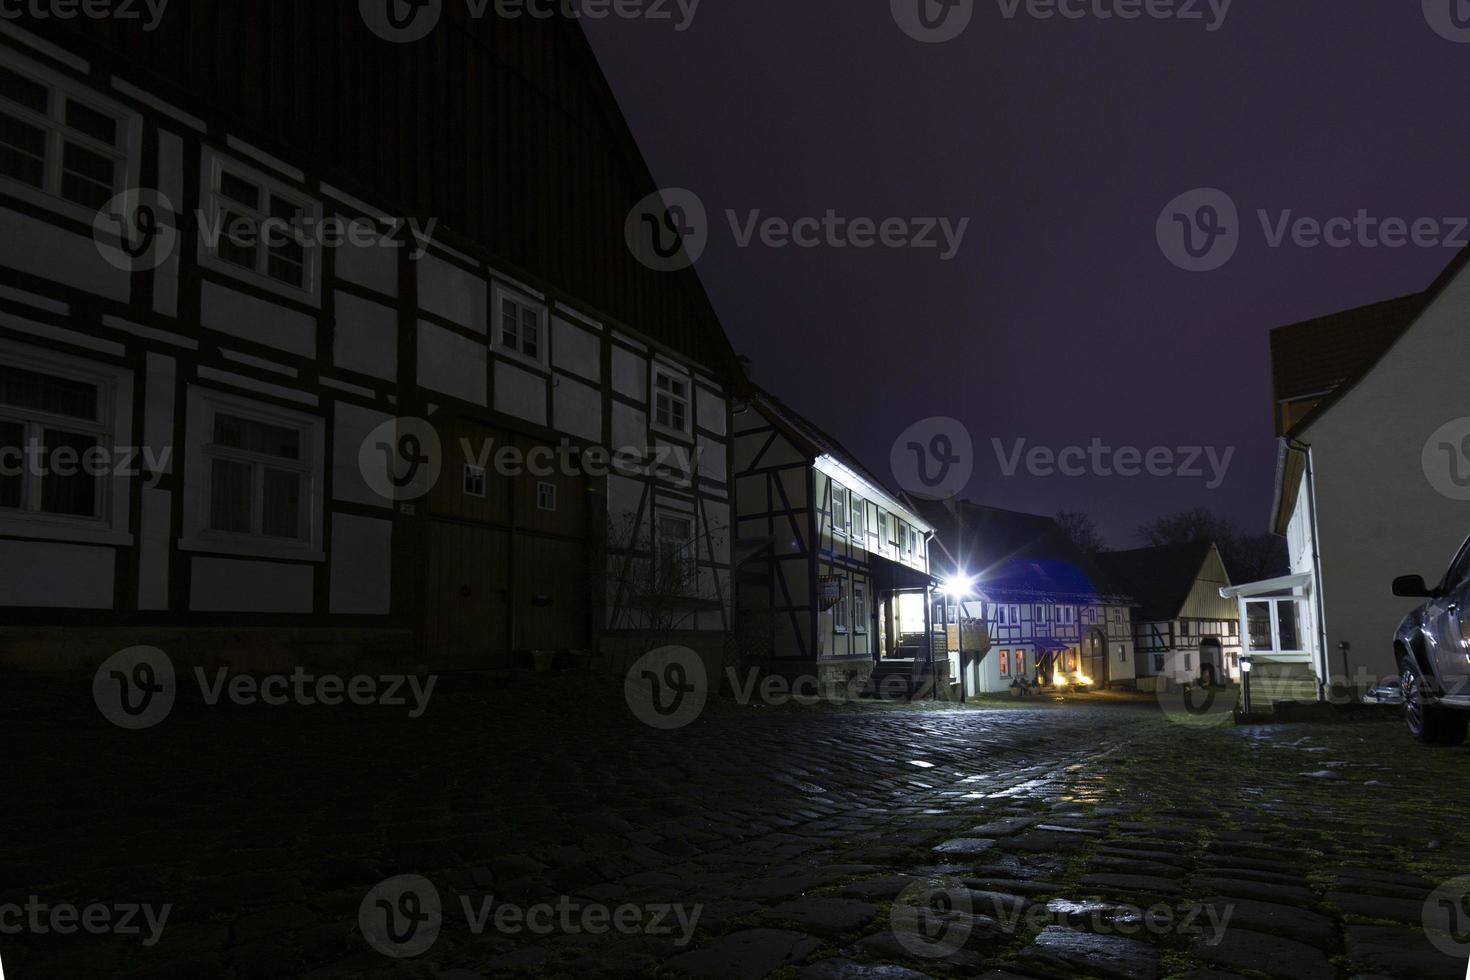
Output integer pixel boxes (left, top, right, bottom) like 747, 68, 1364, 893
942, 573, 977, 597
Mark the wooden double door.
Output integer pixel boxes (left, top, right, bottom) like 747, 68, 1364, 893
422, 417, 592, 671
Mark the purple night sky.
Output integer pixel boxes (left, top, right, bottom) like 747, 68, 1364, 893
582, 2, 1470, 546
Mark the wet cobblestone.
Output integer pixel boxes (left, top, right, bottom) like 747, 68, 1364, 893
1, 678, 1468, 977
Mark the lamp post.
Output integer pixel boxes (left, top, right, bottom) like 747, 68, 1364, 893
943, 573, 976, 704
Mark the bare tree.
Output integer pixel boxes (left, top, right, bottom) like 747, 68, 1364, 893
1136, 507, 1288, 583
1055, 510, 1105, 556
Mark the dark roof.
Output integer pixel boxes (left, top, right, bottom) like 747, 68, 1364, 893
1270, 294, 1425, 407
1094, 541, 1215, 622
749, 386, 902, 507
914, 499, 1133, 605
1276, 239, 1470, 438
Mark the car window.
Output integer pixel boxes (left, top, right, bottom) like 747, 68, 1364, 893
1444, 537, 1470, 591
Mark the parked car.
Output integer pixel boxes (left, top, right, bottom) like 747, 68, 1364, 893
1386, 536, 1470, 745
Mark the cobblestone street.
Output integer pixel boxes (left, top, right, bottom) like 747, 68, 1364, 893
3, 677, 1469, 979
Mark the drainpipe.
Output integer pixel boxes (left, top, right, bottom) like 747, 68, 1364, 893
1291, 439, 1331, 703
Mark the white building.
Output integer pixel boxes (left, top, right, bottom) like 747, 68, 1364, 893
1098, 542, 1240, 688
920, 500, 1135, 695
733, 388, 936, 693
1224, 275, 1470, 706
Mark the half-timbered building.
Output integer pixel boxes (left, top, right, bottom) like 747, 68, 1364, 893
733, 388, 936, 693
1096, 541, 1241, 687
0, 8, 741, 674
919, 500, 1135, 694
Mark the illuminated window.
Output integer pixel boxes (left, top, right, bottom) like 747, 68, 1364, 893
998, 649, 1010, 677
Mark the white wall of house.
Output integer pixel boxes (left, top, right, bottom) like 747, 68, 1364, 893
1295, 268, 1470, 687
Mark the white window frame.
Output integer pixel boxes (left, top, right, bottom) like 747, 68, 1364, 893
536, 480, 558, 512
180, 386, 325, 562
833, 575, 849, 632
198, 148, 323, 303
0, 341, 133, 546
463, 464, 486, 498
650, 361, 693, 439
831, 483, 848, 536
0, 52, 142, 225
853, 582, 867, 633
493, 284, 548, 369
851, 495, 865, 546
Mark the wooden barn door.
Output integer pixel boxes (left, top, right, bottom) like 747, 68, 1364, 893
425, 521, 511, 671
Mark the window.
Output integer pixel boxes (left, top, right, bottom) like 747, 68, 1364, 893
1036, 604, 1046, 622
0, 59, 137, 217
999, 649, 1010, 677
0, 347, 136, 546
652, 365, 691, 434
1153, 654, 1165, 673
832, 483, 848, 535
851, 496, 866, 542
834, 578, 849, 632
536, 481, 557, 512
882, 510, 896, 546
998, 605, 1007, 625
497, 288, 544, 364
200, 151, 319, 294
1010, 605, 1020, 623
182, 388, 324, 560
853, 583, 867, 632
1184, 654, 1192, 671
656, 513, 695, 590
1179, 620, 1190, 637
1119, 646, 1127, 662
463, 465, 486, 498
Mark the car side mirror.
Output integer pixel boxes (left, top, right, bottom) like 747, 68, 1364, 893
1393, 574, 1436, 598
